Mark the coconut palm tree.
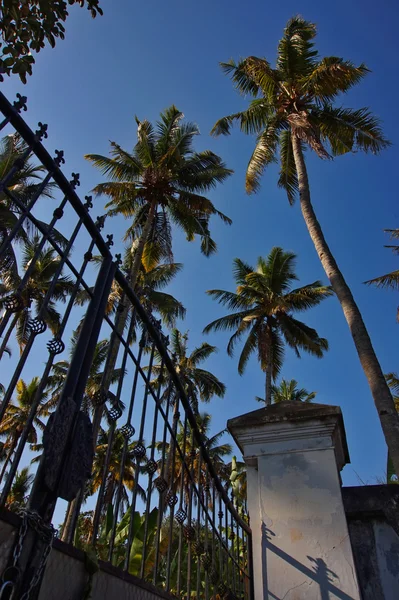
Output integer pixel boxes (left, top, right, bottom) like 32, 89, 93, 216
0, 377, 52, 482
86, 106, 232, 288
84, 106, 232, 397
0, 236, 74, 356
204, 248, 331, 405
211, 16, 399, 473
156, 412, 232, 500
386, 373, 399, 412
267, 378, 316, 404
365, 229, 399, 321
152, 329, 226, 414
5, 466, 34, 511
47, 331, 124, 418
90, 428, 146, 512
0, 134, 54, 281
88, 251, 187, 331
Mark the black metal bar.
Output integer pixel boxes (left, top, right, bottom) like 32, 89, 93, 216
0, 91, 111, 258
162, 390, 177, 592
139, 357, 165, 580
123, 339, 156, 570
176, 411, 188, 597
117, 270, 251, 536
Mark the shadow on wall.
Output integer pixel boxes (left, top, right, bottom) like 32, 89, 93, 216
261, 524, 356, 600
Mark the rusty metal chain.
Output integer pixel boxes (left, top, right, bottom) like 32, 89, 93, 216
0, 509, 55, 600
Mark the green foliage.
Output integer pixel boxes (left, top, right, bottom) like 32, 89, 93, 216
0, 1, 103, 83
86, 105, 232, 278
152, 329, 226, 413
213, 15, 390, 197
365, 229, 399, 321
204, 247, 332, 403
270, 378, 316, 404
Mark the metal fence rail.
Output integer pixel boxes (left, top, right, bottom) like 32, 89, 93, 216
0, 91, 252, 599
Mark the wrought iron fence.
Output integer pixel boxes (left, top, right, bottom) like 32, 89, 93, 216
0, 90, 253, 599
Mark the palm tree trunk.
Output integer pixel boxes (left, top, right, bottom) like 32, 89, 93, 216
61, 501, 73, 542
264, 325, 273, 406
291, 133, 399, 476
91, 199, 158, 444
129, 199, 158, 289
0, 313, 18, 360
0, 435, 17, 484
265, 367, 272, 406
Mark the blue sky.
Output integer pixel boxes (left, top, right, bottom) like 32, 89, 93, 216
2, 0, 399, 486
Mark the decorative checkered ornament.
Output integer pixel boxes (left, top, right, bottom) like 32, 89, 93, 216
209, 568, 218, 585
201, 552, 212, 570
120, 423, 135, 439
193, 541, 204, 556
166, 491, 178, 507
146, 459, 158, 475
154, 476, 168, 493
3, 294, 23, 312
183, 525, 196, 541
27, 318, 46, 335
218, 583, 228, 597
107, 405, 122, 422
218, 511, 224, 520
228, 530, 236, 541
93, 389, 108, 407
132, 443, 146, 459
175, 508, 187, 524
47, 338, 65, 355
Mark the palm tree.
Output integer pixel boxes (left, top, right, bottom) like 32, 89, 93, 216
152, 329, 226, 414
86, 106, 232, 288
90, 428, 145, 512
157, 412, 232, 500
85, 106, 231, 398
5, 467, 34, 511
47, 332, 124, 418
96, 251, 187, 331
268, 378, 316, 404
0, 377, 52, 482
0, 236, 74, 356
204, 248, 331, 405
123, 251, 186, 329
0, 134, 54, 281
365, 229, 399, 320
211, 16, 399, 474
386, 373, 399, 412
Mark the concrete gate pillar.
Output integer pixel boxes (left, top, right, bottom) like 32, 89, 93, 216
228, 401, 361, 600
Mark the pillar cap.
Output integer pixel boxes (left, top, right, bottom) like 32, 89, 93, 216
227, 401, 350, 470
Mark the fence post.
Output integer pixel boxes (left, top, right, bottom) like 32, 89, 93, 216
10, 254, 116, 600
228, 401, 361, 600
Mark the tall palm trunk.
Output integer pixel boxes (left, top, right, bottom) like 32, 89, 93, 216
291, 133, 399, 475
65, 201, 159, 543
264, 324, 273, 406
0, 434, 18, 484
0, 313, 18, 360
92, 199, 158, 442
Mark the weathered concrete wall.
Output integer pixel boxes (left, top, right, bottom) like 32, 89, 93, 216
40, 542, 171, 600
0, 510, 172, 600
343, 485, 399, 600
228, 402, 361, 600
